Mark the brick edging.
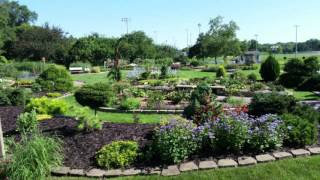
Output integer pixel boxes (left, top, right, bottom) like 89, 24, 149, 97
51, 147, 320, 177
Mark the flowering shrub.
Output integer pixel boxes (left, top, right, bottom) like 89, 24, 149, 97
243, 113, 283, 152
152, 119, 202, 164
205, 115, 248, 153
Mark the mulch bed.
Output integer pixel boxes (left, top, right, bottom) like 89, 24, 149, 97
0, 106, 157, 169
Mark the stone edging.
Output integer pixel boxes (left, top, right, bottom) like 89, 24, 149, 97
51, 147, 320, 178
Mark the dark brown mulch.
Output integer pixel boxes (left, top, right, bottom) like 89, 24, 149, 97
0, 106, 156, 169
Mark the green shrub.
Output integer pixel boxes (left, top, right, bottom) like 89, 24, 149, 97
0, 64, 19, 79
0, 90, 11, 106
190, 60, 200, 67
166, 91, 185, 105
278, 73, 306, 88
249, 93, 296, 116
119, 98, 140, 110
147, 91, 165, 109
230, 71, 247, 81
73, 107, 102, 131
247, 73, 258, 82
281, 114, 317, 147
17, 110, 38, 134
250, 82, 265, 91
216, 66, 226, 78
140, 71, 151, 79
304, 56, 320, 75
259, 56, 280, 81
208, 115, 248, 153
46, 92, 62, 98
297, 74, 320, 91
75, 83, 114, 114
91, 66, 100, 73
36, 65, 73, 92
96, 141, 138, 169
160, 65, 168, 79
0, 55, 8, 64
152, 119, 201, 164
0, 88, 31, 107
291, 104, 320, 124
226, 96, 246, 107
8, 134, 63, 180
25, 97, 68, 116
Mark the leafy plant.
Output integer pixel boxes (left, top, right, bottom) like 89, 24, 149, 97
73, 107, 102, 131
259, 55, 280, 82
7, 134, 63, 180
25, 97, 68, 116
147, 91, 165, 109
226, 96, 246, 107
96, 141, 138, 169
17, 110, 38, 134
216, 65, 226, 78
152, 119, 201, 164
281, 114, 317, 147
119, 98, 140, 110
46, 92, 62, 98
247, 73, 257, 82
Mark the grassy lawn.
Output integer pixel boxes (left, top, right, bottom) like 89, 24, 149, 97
71, 71, 128, 85
50, 155, 320, 180
177, 70, 215, 79
288, 89, 320, 101
62, 95, 174, 124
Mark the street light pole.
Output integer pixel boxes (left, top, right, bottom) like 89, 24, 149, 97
198, 23, 201, 35
294, 25, 299, 58
121, 18, 130, 34
254, 34, 258, 52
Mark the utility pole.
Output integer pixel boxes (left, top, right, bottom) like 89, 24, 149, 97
186, 29, 189, 47
198, 23, 201, 35
121, 18, 130, 34
254, 34, 258, 52
0, 118, 5, 159
294, 25, 299, 57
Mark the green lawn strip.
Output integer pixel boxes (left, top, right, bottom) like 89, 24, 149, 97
50, 156, 320, 180
71, 71, 128, 84
62, 95, 174, 124
287, 89, 320, 101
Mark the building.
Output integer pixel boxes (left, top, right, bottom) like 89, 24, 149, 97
232, 51, 260, 65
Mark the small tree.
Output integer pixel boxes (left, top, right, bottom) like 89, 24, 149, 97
216, 65, 226, 78
74, 83, 114, 114
259, 55, 280, 82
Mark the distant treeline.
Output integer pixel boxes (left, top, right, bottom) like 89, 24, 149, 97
259, 39, 320, 53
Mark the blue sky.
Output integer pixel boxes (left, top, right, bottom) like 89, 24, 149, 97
19, 0, 320, 48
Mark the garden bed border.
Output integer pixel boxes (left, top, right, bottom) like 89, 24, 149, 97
51, 147, 320, 178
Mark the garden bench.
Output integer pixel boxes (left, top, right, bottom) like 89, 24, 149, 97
69, 67, 83, 74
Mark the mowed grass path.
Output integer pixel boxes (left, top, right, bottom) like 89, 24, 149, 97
63, 95, 175, 124
51, 155, 320, 180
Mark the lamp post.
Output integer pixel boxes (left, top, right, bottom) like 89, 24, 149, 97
294, 25, 300, 58
254, 34, 258, 52
198, 23, 201, 35
121, 17, 130, 34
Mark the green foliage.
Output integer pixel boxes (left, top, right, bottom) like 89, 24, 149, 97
147, 91, 165, 109
0, 63, 19, 79
230, 71, 247, 81
96, 141, 138, 169
25, 97, 68, 116
281, 114, 317, 147
247, 73, 257, 82
259, 55, 280, 81
91, 66, 101, 73
7, 134, 63, 180
291, 104, 320, 124
152, 119, 200, 164
190, 60, 200, 67
17, 110, 38, 134
208, 116, 248, 153
249, 93, 296, 116
160, 65, 168, 79
0, 87, 31, 106
250, 82, 265, 91
73, 107, 102, 131
226, 96, 246, 107
107, 67, 122, 81
0, 55, 8, 64
74, 83, 114, 113
216, 65, 226, 78
278, 73, 306, 88
297, 74, 320, 91
12, 61, 48, 74
46, 92, 62, 98
119, 98, 140, 110
36, 65, 73, 92
220, 78, 246, 95
166, 91, 185, 105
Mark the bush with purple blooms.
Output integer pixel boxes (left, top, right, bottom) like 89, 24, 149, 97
152, 119, 202, 164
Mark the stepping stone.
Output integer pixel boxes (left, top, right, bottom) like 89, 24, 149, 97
179, 161, 198, 172
86, 168, 106, 177
199, 160, 218, 170
142, 167, 161, 175
307, 147, 320, 155
272, 152, 293, 160
51, 166, 70, 175
161, 165, 180, 176
255, 154, 275, 163
104, 169, 123, 177
238, 156, 257, 166
122, 168, 141, 176
217, 159, 238, 168
69, 169, 85, 176
290, 149, 310, 157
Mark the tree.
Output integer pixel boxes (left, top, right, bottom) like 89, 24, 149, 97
259, 55, 280, 82
188, 16, 240, 63
4, 24, 71, 62
74, 83, 114, 114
